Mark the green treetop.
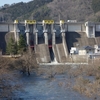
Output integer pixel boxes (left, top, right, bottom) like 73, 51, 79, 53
18, 34, 26, 53
6, 37, 18, 55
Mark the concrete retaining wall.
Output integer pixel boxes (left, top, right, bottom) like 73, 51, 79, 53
35, 44, 51, 63
9, 24, 14, 32
96, 25, 100, 32
52, 45, 59, 62
68, 24, 82, 32
0, 24, 14, 33
0, 24, 8, 32
71, 55, 88, 63
37, 25, 43, 37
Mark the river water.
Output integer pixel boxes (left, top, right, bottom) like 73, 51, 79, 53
12, 71, 92, 100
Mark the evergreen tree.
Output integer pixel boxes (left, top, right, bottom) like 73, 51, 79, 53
6, 37, 18, 55
18, 34, 26, 53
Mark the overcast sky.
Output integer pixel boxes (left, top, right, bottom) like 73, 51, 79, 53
0, 0, 31, 6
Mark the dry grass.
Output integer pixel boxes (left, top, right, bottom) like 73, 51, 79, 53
37, 59, 100, 98
73, 76, 100, 97
1, 56, 100, 98
37, 65, 71, 79
0, 64, 21, 98
70, 60, 100, 98
0, 53, 38, 98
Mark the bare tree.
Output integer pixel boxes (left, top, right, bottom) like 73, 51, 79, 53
20, 47, 38, 76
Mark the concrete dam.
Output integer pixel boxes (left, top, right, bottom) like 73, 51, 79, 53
0, 20, 100, 63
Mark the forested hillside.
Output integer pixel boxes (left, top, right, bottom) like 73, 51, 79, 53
48, 0, 94, 21
0, 0, 53, 21
0, 0, 100, 22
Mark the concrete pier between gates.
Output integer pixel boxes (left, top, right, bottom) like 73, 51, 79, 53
52, 33, 68, 63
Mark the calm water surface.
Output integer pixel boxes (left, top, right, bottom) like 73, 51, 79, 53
13, 72, 92, 100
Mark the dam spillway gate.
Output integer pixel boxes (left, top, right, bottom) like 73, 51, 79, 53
24, 20, 69, 63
